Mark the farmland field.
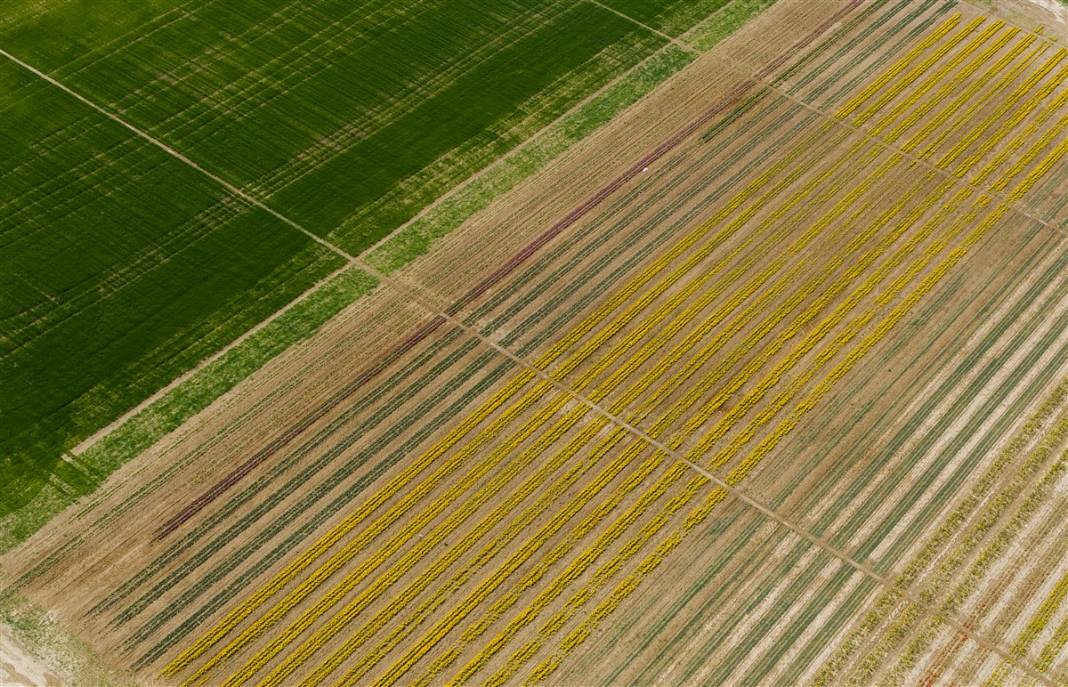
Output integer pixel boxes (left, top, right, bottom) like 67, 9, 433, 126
4, 0, 1068, 685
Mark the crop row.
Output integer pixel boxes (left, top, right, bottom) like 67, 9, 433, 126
122, 53, 816, 667
676, 79, 1068, 686
769, 148, 1068, 687
271, 144, 922, 687
512, 164, 978, 687
788, 0, 953, 105
124, 2, 1068, 683
185, 98, 868, 685
134, 0, 901, 585
144, 0, 935, 589
291, 141, 909, 687
639, 154, 1068, 687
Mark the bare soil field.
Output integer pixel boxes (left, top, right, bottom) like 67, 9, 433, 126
4, 0, 1068, 685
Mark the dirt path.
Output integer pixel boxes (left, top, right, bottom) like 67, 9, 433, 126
0, 625, 61, 687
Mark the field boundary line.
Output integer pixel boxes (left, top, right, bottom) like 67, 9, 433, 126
718, 50, 1068, 238
583, 0, 700, 54
69, 263, 354, 455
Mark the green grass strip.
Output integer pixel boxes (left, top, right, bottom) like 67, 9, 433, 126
0, 267, 378, 555
684, 0, 779, 51
364, 44, 694, 274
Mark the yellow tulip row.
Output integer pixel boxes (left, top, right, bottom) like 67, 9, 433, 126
303, 417, 631, 687
995, 111, 1068, 200
679, 158, 920, 450
169, 11, 1066, 687
176, 361, 545, 682
512, 30, 1068, 686
971, 65, 1068, 189
942, 49, 1067, 174
311, 47, 1063, 683
442, 22, 1008, 683
172, 121, 817, 679
875, 23, 1017, 142
167, 359, 539, 676
643, 158, 905, 438
1035, 574, 1068, 672
524, 86, 1068, 685
835, 13, 963, 121
392, 445, 664, 687
903, 35, 1042, 156
496, 170, 960, 687
952, 57, 1068, 179
222, 390, 581, 687
405, 18, 1068, 683
395, 191, 882, 686
672, 21, 1038, 444
852, 15, 988, 128
403, 149, 926, 687
300, 127, 886, 687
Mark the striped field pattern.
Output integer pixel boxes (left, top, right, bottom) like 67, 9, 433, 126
4, 0, 1068, 685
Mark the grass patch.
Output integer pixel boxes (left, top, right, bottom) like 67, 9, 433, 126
685, 0, 779, 51
366, 45, 695, 273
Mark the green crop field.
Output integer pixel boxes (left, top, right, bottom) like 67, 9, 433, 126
2, 0, 668, 253
0, 58, 343, 516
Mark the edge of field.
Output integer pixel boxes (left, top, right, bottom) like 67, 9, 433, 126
960, 0, 1068, 44
0, 0, 779, 557
0, 590, 125, 687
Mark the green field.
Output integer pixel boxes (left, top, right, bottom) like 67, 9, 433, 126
2, 0, 671, 253
0, 59, 343, 515
0, 0, 773, 528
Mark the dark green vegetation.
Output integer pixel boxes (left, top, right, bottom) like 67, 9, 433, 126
0, 267, 377, 551
1, 0, 673, 254
0, 59, 342, 516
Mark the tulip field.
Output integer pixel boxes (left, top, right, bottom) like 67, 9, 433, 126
4, 0, 1068, 685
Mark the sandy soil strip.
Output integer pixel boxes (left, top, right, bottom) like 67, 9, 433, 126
0, 625, 61, 687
